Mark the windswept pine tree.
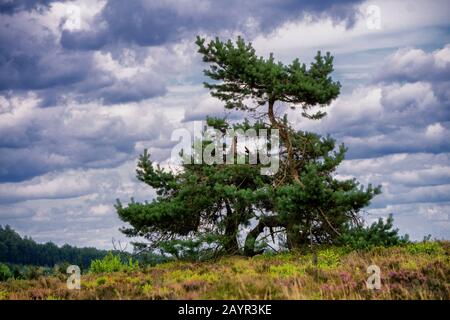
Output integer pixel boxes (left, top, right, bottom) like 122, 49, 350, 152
116, 37, 380, 257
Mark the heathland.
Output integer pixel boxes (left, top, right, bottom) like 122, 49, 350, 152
1, 241, 448, 300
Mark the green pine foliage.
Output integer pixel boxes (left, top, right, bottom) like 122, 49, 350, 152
195, 36, 341, 117
116, 37, 383, 258
338, 214, 410, 250
158, 235, 220, 261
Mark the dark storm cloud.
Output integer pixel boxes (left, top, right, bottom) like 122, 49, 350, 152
342, 125, 450, 159
1, 0, 363, 106
0, 143, 131, 183
0, 94, 176, 182
61, 0, 363, 50
296, 45, 450, 160
87, 76, 167, 105
0, 10, 168, 105
0, 0, 68, 14
0, 22, 93, 91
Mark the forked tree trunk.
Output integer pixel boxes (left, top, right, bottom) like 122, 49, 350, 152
244, 215, 282, 256
267, 99, 304, 187
285, 225, 308, 250
223, 200, 240, 255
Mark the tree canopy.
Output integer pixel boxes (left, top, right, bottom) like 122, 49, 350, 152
116, 37, 380, 257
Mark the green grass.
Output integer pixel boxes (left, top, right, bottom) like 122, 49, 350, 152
0, 242, 449, 300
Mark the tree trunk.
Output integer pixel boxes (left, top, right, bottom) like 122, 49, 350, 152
285, 225, 307, 250
267, 99, 303, 186
244, 215, 281, 256
223, 200, 240, 255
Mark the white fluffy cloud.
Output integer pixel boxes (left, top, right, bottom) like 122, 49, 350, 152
376, 45, 450, 82
335, 152, 450, 239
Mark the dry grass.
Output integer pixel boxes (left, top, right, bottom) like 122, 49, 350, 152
1, 242, 449, 300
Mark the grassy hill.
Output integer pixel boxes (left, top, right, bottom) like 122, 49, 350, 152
1, 241, 449, 300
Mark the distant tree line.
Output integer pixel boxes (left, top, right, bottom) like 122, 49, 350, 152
0, 225, 109, 269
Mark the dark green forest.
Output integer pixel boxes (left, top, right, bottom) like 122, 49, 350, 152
0, 225, 108, 269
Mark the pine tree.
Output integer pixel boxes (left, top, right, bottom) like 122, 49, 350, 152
196, 36, 341, 185
116, 37, 380, 257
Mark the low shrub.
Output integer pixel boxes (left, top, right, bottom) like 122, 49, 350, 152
317, 249, 341, 268
0, 264, 12, 281
23, 266, 47, 280
269, 263, 302, 278
337, 214, 409, 250
89, 253, 139, 274
406, 241, 444, 255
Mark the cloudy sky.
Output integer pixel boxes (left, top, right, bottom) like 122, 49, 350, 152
0, 0, 449, 249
